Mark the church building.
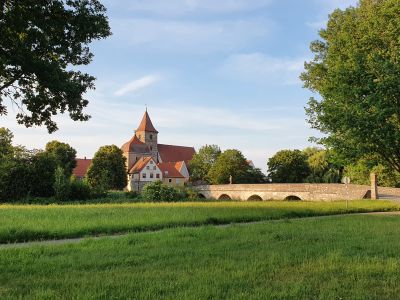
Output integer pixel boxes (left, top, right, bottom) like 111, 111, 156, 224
121, 110, 195, 191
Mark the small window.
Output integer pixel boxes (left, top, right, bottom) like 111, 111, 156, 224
150, 146, 152, 151
150, 160, 153, 164
150, 173, 154, 178
156, 174, 160, 179
153, 166, 156, 170
168, 179, 172, 183
150, 134, 153, 140
142, 173, 147, 178
146, 166, 150, 170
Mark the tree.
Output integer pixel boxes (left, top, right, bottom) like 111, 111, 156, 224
208, 149, 258, 184
301, 0, 400, 173
267, 150, 310, 183
0, 1, 111, 132
87, 145, 127, 190
30, 152, 57, 197
54, 166, 70, 201
189, 145, 221, 182
304, 148, 341, 183
45, 140, 77, 176
0, 127, 14, 158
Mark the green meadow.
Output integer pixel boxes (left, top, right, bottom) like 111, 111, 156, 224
0, 201, 398, 243
1, 214, 400, 299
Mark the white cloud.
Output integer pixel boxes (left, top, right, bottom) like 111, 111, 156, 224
219, 53, 307, 85
122, 0, 272, 16
111, 18, 273, 54
114, 74, 161, 96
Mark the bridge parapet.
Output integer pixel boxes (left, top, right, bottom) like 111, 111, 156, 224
194, 183, 371, 201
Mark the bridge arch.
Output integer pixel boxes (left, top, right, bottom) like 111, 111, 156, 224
218, 194, 231, 200
284, 195, 302, 201
247, 195, 263, 201
197, 193, 206, 199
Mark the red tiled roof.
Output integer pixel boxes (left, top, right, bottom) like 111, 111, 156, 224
129, 156, 154, 174
157, 162, 185, 178
158, 144, 195, 164
121, 135, 150, 153
136, 110, 158, 133
73, 158, 92, 178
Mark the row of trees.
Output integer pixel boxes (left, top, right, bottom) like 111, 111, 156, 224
0, 127, 127, 201
189, 145, 266, 184
266, 147, 400, 187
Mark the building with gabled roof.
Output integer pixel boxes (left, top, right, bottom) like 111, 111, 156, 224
122, 110, 195, 191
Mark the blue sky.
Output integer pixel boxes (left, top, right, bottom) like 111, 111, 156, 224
3, 0, 357, 172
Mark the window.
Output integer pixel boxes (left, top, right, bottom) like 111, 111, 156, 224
153, 166, 156, 170
150, 160, 153, 164
156, 174, 160, 179
168, 179, 172, 183
142, 173, 147, 178
150, 146, 152, 151
146, 166, 150, 170
150, 134, 153, 140
176, 179, 180, 184
150, 173, 154, 178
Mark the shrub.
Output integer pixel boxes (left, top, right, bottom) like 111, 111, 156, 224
141, 181, 181, 202
69, 177, 92, 200
54, 167, 70, 201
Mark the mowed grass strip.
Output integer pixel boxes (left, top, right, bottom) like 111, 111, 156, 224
1, 215, 400, 299
0, 201, 398, 243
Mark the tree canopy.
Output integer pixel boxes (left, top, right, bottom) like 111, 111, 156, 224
45, 140, 77, 176
301, 0, 400, 172
208, 149, 265, 184
0, 0, 111, 132
87, 145, 127, 190
267, 149, 310, 183
189, 144, 221, 183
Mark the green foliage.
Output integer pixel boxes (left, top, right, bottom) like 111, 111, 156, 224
208, 149, 264, 184
29, 152, 57, 197
189, 145, 221, 183
0, 156, 31, 201
267, 149, 310, 183
53, 167, 70, 201
87, 145, 127, 191
345, 157, 400, 187
69, 177, 92, 200
0, 0, 111, 132
0, 127, 14, 158
45, 140, 77, 176
304, 148, 341, 183
301, 0, 400, 172
141, 181, 182, 202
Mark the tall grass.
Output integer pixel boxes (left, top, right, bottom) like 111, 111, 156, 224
0, 200, 397, 243
1, 215, 400, 299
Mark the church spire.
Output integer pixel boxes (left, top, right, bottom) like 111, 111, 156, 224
136, 110, 158, 133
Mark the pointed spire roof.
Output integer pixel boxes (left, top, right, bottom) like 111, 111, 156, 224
136, 110, 158, 133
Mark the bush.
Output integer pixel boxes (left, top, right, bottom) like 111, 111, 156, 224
141, 181, 182, 202
69, 177, 92, 200
54, 167, 70, 201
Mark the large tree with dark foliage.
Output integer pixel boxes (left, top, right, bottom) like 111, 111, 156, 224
301, 0, 400, 172
87, 145, 127, 190
267, 149, 310, 183
0, 0, 111, 132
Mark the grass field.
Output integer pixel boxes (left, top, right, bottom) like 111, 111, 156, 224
0, 200, 398, 243
1, 214, 400, 299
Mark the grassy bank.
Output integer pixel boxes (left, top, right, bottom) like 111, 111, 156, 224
1, 214, 400, 299
0, 201, 398, 243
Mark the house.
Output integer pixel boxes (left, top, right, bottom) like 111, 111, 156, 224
73, 158, 92, 180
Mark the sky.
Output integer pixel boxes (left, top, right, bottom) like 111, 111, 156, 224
2, 0, 358, 173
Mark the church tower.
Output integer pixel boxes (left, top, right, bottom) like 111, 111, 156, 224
135, 110, 159, 161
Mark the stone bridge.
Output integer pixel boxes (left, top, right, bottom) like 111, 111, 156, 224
194, 183, 378, 201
